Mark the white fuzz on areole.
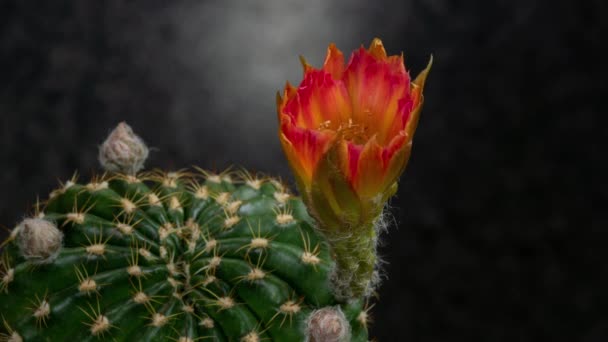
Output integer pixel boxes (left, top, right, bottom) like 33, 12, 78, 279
79, 278, 97, 293
33, 300, 50, 319
207, 174, 222, 183
85, 181, 108, 192
182, 305, 194, 313
148, 193, 162, 206
189, 223, 201, 241
166, 262, 179, 275
194, 186, 209, 199
246, 268, 265, 281
200, 317, 214, 328
127, 265, 143, 277
116, 223, 133, 235
133, 291, 149, 304
224, 216, 240, 229
205, 239, 218, 252
167, 277, 182, 288
246, 179, 262, 190
66, 212, 85, 225
276, 213, 295, 225
208, 256, 222, 270
159, 226, 171, 240
120, 198, 136, 214
86, 243, 106, 256
162, 176, 178, 188
301, 252, 321, 265
48, 180, 74, 199
250, 237, 269, 249
226, 200, 242, 215
273, 192, 290, 204
188, 240, 197, 252
124, 175, 141, 184
90, 315, 111, 336
178, 337, 194, 342
48, 189, 60, 200
8, 331, 23, 342
151, 313, 169, 327
357, 311, 369, 328
202, 275, 216, 286
306, 307, 351, 342
16, 218, 63, 262
217, 296, 235, 310
215, 192, 230, 205
98, 122, 149, 175
2, 268, 15, 285
241, 331, 260, 342
280, 300, 301, 314
169, 196, 182, 211
139, 248, 153, 259
159, 246, 168, 259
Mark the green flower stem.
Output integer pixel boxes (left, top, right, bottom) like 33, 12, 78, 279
328, 221, 377, 300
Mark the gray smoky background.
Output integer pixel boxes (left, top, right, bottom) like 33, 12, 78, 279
0, 1, 603, 341
134, 0, 411, 171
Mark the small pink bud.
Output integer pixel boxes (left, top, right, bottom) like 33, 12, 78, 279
306, 307, 350, 342
99, 122, 149, 174
16, 218, 63, 262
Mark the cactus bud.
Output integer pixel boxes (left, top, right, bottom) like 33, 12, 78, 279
15, 218, 63, 262
99, 122, 149, 174
306, 307, 351, 342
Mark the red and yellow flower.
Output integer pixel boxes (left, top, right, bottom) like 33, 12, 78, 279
277, 38, 431, 231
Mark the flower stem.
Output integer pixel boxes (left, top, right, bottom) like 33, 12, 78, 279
324, 220, 378, 301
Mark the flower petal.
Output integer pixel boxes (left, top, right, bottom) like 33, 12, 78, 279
340, 132, 409, 199
368, 38, 387, 60
276, 81, 298, 119
310, 142, 362, 228
405, 55, 433, 137
281, 69, 352, 131
323, 43, 345, 80
343, 44, 411, 145
279, 115, 336, 187
378, 132, 411, 193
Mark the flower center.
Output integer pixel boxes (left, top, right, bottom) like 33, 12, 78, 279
318, 119, 370, 145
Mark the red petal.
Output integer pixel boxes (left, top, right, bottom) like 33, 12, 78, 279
279, 114, 336, 186
343, 47, 411, 145
339, 132, 409, 198
282, 69, 352, 131
346, 142, 363, 181
368, 38, 387, 60
323, 43, 345, 80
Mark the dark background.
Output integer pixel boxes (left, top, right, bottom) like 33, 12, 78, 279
0, 1, 603, 341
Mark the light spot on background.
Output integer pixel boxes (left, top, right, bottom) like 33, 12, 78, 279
135, 0, 408, 172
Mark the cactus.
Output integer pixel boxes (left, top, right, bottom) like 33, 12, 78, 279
0, 124, 370, 341
0, 170, 369, 340
0, 38, 429, 341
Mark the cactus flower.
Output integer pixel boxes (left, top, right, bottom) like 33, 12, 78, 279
277, 38, 431, 298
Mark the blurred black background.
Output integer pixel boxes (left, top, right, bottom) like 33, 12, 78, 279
0, 1, 603, 341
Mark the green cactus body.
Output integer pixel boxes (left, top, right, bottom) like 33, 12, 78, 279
0, 170, 369, 341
